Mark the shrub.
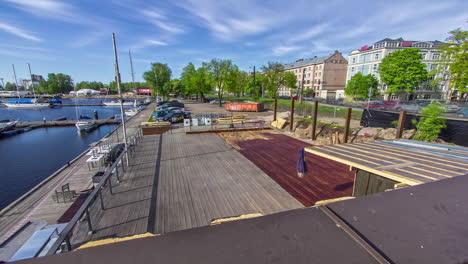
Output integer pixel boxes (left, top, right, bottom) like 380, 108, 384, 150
413, 103, 446, 141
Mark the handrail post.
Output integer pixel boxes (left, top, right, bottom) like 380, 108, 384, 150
65, 235, 72, 251
108, 178, 113, 194
115, 165, 120, 182
85, 207, 94, 234
99, 190, 105, 210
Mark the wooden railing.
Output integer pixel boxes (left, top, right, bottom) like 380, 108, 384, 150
45, 128, 143, 255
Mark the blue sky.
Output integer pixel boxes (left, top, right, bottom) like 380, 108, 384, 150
0, 0, 466, 84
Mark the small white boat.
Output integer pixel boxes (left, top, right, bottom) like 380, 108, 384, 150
124, 107, 140, 117
103, 100, 138, 106
75, 120, 96, 132
0, 120, 18, 132
4, 98, 50, 108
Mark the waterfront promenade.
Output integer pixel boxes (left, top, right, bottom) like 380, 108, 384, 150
0, 102, 155, 245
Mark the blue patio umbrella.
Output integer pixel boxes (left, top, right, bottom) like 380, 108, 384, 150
297, 147, 307, 178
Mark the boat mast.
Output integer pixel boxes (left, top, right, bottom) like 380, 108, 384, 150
129, 50, 136, 90
112, 33, 129, 166
12, 64, 20, 99
27, 63, 36, 100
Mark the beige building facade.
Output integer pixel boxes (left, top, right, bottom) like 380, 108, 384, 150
280, 50, 348, 99
347, 38, 450, 100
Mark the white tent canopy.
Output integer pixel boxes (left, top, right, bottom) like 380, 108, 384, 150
76, 89, 100, 96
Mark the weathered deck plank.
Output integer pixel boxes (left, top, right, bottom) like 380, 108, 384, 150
153, 130, 303, 234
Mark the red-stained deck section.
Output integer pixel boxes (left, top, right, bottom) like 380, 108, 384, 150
222, 132, 355, 206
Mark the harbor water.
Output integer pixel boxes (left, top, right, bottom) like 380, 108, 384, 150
0, 98, 133, 210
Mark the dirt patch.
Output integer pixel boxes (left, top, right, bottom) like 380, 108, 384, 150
218, 130, 278, 150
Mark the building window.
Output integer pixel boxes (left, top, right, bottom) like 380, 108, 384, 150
375, 53, 379, 60
351, 67, 355, 72
307, 73, 310, 77
432, 54, 440, 60
307, 80, 310, 84
373, 64, 378, 71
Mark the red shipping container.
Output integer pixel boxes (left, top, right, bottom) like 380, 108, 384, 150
226, 103, 264, 112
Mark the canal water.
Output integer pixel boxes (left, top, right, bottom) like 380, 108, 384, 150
0, 98, 134, 210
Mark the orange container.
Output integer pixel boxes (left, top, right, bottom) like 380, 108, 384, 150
226, 103, 264, 112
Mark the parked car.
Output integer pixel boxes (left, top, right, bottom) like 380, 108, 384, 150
177, 95, 186, 100
155, 112, 191, 123
443, 103, 460, 113
382, 100, 399, 108
393, 102, 421, 112
157, 101, 184, 110
210, 99, 226, 104
157, 101, 168, 106
456, 107, 468, 118
363, 101, 385, 109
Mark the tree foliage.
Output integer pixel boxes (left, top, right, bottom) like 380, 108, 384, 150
439, 28, 468, 97
262, 70, 297, 98
75, 81, 104, 91
38, 73, 73, 94
143, 63, 172, 98
413, 103, 446, 142
4, 82, 17, 91
204, 59, 236, 106
226, 69, 248, 97
245, 74, 263, 98
181, 62, 212, 100
345, 73, 379, 98
378, 48, 428, 96
108, 81, 146, 91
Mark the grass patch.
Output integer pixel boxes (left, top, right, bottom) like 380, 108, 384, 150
148, 111, 155, 122
227, 96, 363, 120
298, 117, 345, 128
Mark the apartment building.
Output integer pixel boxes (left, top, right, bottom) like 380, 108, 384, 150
280, 50, 348, 99
347, 38, 450, 100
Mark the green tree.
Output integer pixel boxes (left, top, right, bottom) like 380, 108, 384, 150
262, 70, 297, 98
303, 88, 314, 97
5, 82, 17, 91
181, 62, 212, 100
379, 48, 428, 97
75, 81, 104, 91
345, 73, 379, 98
169, 79, 185, 95
438, 28, 468, 99
38, 73, 73, 94
226, 69, 248, 97
245, 74, 263, 98
413, 103, 446, 142
204, 59, 236, 107
143, 63, 172, 98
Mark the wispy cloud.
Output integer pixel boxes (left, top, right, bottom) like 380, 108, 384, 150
176, 0, 276, 40
141, 9, 186, 34
289, 23, 331, 43
130, 39, 169, 51
272, 45, 302, 56
0, 22, 41, 41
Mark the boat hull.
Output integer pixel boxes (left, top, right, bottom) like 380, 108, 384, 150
4, 103, 50, 108
75, 121, 96, 132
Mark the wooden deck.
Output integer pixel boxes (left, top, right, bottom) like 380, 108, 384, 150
154, 130, 303, 234
219, 131, 355, 206
70, 128, 302, 246
305, 140, 468, 186
0, 103, 156, 245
